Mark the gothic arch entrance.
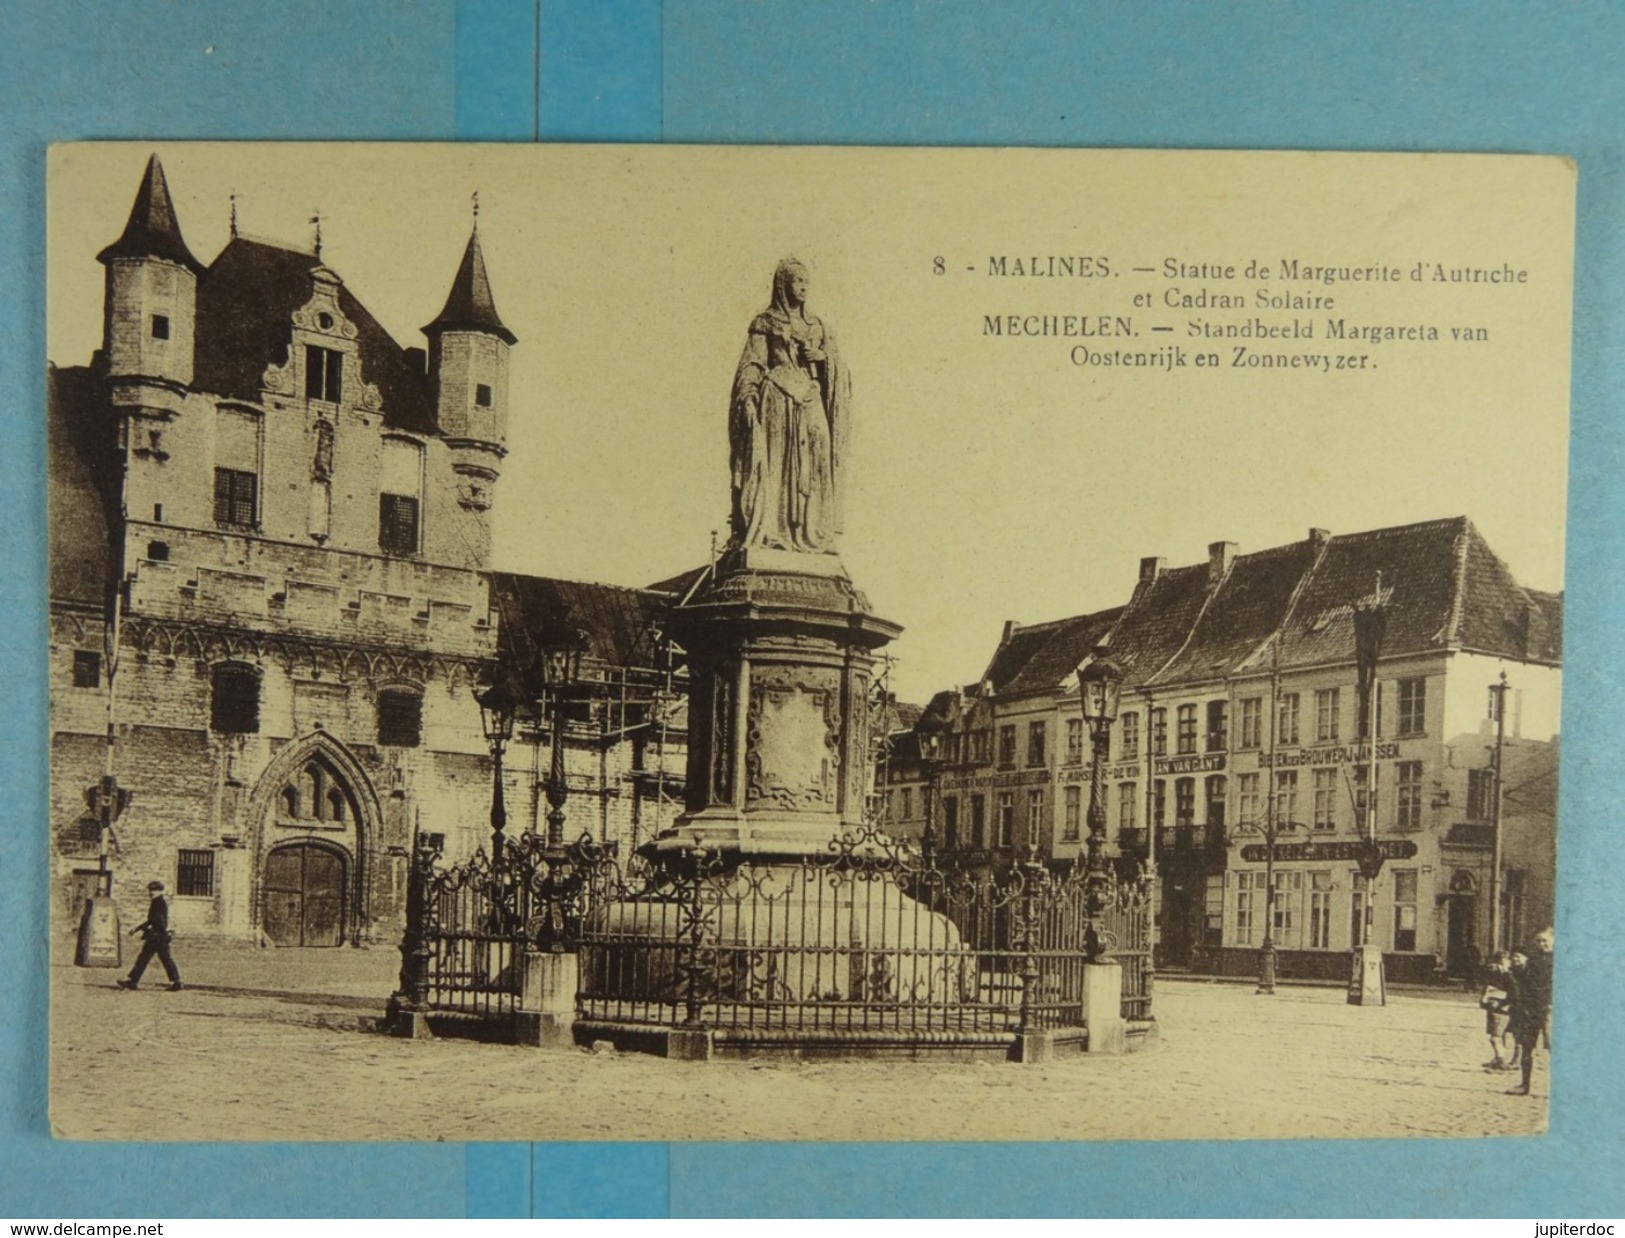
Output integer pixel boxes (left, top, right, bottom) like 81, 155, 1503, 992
247, 731, 382, 946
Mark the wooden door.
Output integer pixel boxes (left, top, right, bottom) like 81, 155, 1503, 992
262, 843, 347, 946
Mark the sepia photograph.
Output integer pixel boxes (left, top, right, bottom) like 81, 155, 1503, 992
46, 142, 1571, 1142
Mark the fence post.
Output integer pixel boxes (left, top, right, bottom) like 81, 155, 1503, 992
386, 837, 438, 1039
1014, 855, 1055, 1063
669, 844, 714, 1061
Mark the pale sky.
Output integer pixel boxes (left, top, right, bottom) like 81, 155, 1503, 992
48, 144, 1574, 703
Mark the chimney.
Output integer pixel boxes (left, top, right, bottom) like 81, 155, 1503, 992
1139, 556, 1165, 584
1208, 541, 1237, 584
1308, 527, 1331, 548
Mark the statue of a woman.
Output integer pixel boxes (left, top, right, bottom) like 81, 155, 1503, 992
729, 258, 848, 554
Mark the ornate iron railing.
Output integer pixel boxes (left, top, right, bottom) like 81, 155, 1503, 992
392, 825, 1153, 1047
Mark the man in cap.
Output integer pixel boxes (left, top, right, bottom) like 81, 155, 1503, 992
117, 880, 184, 991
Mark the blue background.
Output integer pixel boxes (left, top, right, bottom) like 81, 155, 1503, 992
2, 0, 1621, 1218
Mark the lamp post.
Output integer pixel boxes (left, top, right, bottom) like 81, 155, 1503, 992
1488, 670, 1509, 955
1079, 654, 1124, 964
539, 626, 589, 849
475, 675, 518, 863
917, 723, 945, 867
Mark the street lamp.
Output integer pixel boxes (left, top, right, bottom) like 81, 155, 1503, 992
475, 674, 519, 863
539, 626, 590, 848
916, 720, 946, 866
1079, 654, 1124, 963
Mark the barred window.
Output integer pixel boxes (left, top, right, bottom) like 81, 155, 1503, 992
379, 493, 420, 556
210, 663, 260, 734
213, 467, 258, 527
176, 849, 215, 897
377, 688, 423, 748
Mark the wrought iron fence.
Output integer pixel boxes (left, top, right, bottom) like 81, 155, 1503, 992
389, 832, 617, 1035
391, 824, 1153, 1049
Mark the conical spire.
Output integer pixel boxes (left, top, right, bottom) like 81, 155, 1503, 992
424, 229, 516, 344
97, 154, 203, 272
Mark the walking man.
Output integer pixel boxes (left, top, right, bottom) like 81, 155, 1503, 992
118, 880, 184, 991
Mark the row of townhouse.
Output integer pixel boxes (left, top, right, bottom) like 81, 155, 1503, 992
884, 521, 1561, 983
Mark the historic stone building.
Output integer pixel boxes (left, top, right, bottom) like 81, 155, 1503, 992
50, 156, 685, 947
894, 519, 1561, 982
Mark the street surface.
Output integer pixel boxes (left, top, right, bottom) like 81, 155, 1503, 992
51, 939, 1547, 1142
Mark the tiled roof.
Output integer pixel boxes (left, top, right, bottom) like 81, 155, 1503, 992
423, 231, 516, 345
994, 608, 1123, 697
96, 155, 202, 274
194, 237, 437, 434
489, 572, 672, 676
977, 516, 1560, 701
48, 366, 117, 608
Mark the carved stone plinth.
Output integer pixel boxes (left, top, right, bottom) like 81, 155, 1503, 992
651, 555, 900, 860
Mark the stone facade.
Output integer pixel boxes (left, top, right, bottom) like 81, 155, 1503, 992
50, 157, 689, 947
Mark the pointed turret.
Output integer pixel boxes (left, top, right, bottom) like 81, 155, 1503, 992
423, 231, 516, 345
97, 154, 203, 274
425, 224, 515, 570
98, 154, 198, 395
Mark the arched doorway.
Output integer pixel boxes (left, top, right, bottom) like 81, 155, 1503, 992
248, 733, 381, 947
263, 840, 348, 947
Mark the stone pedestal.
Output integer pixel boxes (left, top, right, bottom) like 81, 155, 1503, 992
517, 950, 578, 1048
652, 552, 901, 860
1347, 943, 1387, 1006
74, 895, 122, 968
1081, 961, 1126, 1054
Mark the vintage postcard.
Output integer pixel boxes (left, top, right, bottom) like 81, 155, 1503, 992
47, 143, 1571, 1141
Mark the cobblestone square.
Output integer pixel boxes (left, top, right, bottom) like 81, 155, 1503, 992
50, 940, 1547, 1142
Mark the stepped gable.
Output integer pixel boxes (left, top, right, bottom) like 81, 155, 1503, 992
96, 154, 203, 273
1279, 517, 1468, 668
194, 237, 436, 434
490, 572, 672, 675
1104, 561, 1213, 688
998, 608, 1125, 698
47, 366, 117, 608
1151, 539, 1321, 685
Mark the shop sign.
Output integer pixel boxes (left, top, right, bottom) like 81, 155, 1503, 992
1239, 838, 1418, 864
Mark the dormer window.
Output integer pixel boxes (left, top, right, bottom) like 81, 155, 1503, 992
475, 383, 493, 408
150, 314, 170, 340
305, 345, 343, 403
